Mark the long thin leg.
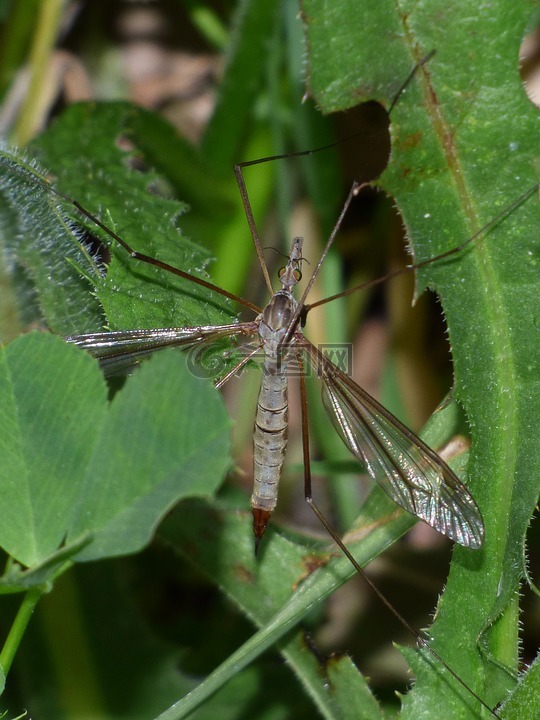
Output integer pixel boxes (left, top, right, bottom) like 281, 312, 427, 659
234, 163, 274, 296
215, 345, 261, 389
297, 355, 313, 505
39, 177, 262, 314
71, 197, 261, 313
280, 181, 365, 348
295, 351, 499, 719
307, 180, 539, 311
231, 52, 439, 308
387, 49, 436, 114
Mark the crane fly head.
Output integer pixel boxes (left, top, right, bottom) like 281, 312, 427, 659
278, 236, 304, 292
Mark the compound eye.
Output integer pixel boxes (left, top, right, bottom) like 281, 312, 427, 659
278, 266, 302, 281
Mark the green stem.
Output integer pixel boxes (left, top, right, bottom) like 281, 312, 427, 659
183, 0, 228, 50
12, 0, 66, 145
0, 0, 41, 98
0, 585, 45, 676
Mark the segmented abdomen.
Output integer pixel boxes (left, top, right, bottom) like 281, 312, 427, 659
251, 369, 288, 514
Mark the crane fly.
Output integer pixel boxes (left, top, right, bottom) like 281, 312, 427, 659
46, 157, 538, 720
60, 166, 536, 552
65, 51, 487, 550
63, 173, 488, 549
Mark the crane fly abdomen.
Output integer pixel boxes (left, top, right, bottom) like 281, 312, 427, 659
251, 245, 302, 545
251, 370, 289, 542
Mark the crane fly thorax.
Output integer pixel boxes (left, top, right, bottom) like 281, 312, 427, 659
257, 236, 303, 360
260, 290, 298, 333
258, 290, 299, 368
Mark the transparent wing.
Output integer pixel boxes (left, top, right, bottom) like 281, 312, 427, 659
66, 321, 259, 378
304, 342, 484, 549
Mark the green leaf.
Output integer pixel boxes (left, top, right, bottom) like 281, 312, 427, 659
0, 144, 103, 336
501, 654, 540, 720
158, 499, 396, 720
0, 130, 229, 339
0, 333, 230, 571
157, 403, 464, 720
304, 0, 540, 716
29, 103, 236, 334
0, 537, 91, 594
15, 564, 196, 720
0, 333, 107, 566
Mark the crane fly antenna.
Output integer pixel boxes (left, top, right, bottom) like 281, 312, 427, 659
279, 181, 365, 349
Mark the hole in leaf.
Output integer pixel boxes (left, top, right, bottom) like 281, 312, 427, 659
519, 22, 540, 108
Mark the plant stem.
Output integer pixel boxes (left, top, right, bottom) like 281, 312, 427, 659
183, 0, 228, 50
13, 0, 66, 145
0, 586, 45, 676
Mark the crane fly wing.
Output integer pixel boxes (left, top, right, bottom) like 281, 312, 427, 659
66, 321, 259, 378
303, 342, 484, 549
